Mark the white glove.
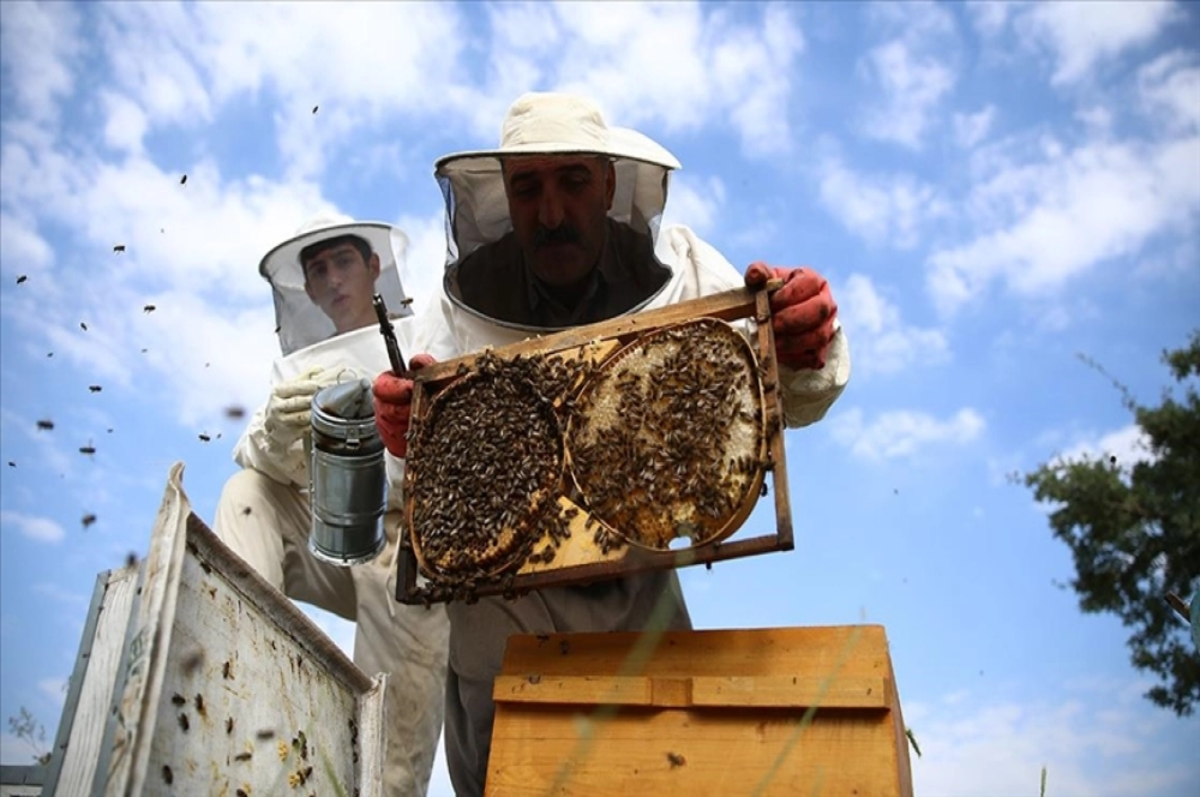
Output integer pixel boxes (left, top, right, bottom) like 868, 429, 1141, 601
264, 366, 344, 452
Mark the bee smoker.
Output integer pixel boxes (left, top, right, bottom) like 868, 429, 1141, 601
307, 378, 387, 566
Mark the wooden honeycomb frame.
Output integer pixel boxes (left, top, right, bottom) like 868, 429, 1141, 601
394, 282, 792, 605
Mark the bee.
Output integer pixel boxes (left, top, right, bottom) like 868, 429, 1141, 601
162, 765, 173, 785
667, 751, 686, 768
80, 322, 88, 331
16, 275, 27, 284
36, 419, 54, 431
198, 433, 211, 443
179, 174, 187, 185
226, 716, 234, 735
81, 513, 97, 529
113, 244, 126, 253
180, 648, 204, 675
143, 304, 156, 313
170, 693, 186, 706
177, 713, 189, 732
194, 693, 205, 716
88, 385, 102, 393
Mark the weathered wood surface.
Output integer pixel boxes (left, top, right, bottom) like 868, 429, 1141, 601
74, 462, 388, 797
487, 626, 913, 797
43, 566, 138, 796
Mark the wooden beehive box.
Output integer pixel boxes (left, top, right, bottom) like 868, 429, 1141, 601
487, 626, 913, 797
396, 283, 793, 605
39, 462, 386, 796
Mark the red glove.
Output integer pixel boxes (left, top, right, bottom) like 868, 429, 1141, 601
373, 354, 436, 458
745, 262, 838, 371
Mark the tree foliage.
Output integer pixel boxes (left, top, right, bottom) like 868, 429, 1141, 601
1023, 330, 1200, 716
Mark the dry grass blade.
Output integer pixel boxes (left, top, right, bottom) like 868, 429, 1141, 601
749, 625, 866, 797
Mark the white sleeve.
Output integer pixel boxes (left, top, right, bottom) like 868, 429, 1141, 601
777, 320, 851, 429
231, 399, 308, 488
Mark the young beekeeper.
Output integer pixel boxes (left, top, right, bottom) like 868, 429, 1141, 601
372, 92, 852, 795
213, 215, 449, 797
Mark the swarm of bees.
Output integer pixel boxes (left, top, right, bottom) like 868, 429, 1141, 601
568, 319, 766, 550
404, 319, 770, 601
406, 350, 567, 587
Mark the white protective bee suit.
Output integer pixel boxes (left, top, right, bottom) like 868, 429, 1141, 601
407, 93, 852, 796
213, 216, 449, 797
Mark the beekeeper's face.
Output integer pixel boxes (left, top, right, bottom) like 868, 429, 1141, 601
302, 241, 381, 334
502, 155, 616, 289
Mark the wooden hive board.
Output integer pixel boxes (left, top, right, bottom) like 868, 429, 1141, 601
396, 283, 792, 605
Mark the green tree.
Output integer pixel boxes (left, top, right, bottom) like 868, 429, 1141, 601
1022, 330, 1200, 716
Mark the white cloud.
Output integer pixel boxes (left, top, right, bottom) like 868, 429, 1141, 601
0, 732, 43, 766
0, 212, 54, 277
858, 2, 959, 149
494, 3, 805, 157
1138, 50, 1200, 135
74, 3, 804, 176
861, 41, 956, 149
0, 511, 66, 544
966, 1, 1013, 39
836, 274, 949, 377
88, 3, 469, 177
99, 90, 149, 155
1014, 1, 1182, 86
1075, 105, 1115, 135
829, 407, 985, 461
953, 105, 996, 148
661, 172, 726, 239
908, 680, 1200, 796
0, 2, 83, 127
37, 678, 68, 710
395, 210, 453, 317
927, 136, 1200, 316
817, 156, 948, 249
31, 583, 90, 610
1056, 424, 1157, 470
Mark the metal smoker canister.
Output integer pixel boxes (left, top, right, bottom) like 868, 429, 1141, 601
308, 378, 387, 566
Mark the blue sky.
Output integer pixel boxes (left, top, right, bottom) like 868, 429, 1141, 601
1, 1, 1198, 794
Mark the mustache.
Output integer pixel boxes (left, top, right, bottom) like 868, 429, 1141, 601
533, 225, 583, 248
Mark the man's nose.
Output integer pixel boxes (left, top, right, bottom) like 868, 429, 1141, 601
538, 187, 565, 229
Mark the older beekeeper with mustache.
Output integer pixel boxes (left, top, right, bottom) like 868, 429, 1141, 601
373, 92, 852, 795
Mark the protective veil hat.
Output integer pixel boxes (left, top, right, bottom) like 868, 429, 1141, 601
434, 92, 681, 267
260, 214, 414, 356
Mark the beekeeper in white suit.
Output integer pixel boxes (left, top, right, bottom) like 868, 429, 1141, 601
214, 215, 449, 797
373, 92, 852, 795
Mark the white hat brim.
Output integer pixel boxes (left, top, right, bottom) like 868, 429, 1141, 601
435, 126, 681, 175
